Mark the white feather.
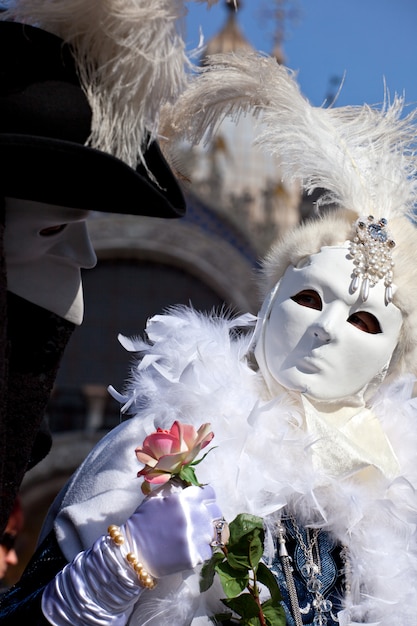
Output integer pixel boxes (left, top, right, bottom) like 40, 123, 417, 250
0, 0, 218, 169
162, 51, 417, 221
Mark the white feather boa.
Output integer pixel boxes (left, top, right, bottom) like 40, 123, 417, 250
44, 306, 417, 625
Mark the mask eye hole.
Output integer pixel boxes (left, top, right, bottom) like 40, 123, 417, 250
348, 311, 382, 334
291, 290, 322, 310
39, 224, 67, 237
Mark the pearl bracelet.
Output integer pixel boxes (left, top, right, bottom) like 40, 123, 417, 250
107, 525, 157, 590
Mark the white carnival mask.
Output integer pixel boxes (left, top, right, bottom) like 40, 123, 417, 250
4, 197, 97, 325
254, 245, 403, 403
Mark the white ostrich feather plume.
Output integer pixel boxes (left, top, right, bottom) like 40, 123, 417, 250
162, 51, 417, 221
0, 0, 219, 169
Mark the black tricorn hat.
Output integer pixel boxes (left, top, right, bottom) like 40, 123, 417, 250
0, 21, 186, 217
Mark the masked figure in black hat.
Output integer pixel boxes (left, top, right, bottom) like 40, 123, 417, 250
0, 0, 206, 537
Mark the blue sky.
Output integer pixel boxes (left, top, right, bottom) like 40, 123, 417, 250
185, 0, 417, 110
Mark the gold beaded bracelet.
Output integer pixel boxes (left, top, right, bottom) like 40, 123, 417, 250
107, 525, 157, 590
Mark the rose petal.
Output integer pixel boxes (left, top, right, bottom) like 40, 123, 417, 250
169, 421, 182, 440
144, 472, 172, 486
179, 422, 199, 448
135, 450, 160, 467
169, 421, 190, 452
138, 432, 181, 460
196, 423, 214, 449
148, 433, 181, 456
154, 451, 188, 473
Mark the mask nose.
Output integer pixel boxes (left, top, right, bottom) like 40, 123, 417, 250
312, 325, 331, 343
310, 301, 345, 344
49, 221, 97, 269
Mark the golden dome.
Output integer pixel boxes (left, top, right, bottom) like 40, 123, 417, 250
203, 0, 253, 58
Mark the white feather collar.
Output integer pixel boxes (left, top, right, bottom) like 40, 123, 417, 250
52, 306, 417, 625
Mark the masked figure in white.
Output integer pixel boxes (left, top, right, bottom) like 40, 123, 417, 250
2, 54, 417, 626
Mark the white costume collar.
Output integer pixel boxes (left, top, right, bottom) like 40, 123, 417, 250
301, 396, 400, 481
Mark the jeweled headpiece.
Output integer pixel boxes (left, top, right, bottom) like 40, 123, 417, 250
349, 215, 396, 304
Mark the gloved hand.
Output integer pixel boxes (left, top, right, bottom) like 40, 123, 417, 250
42, 485, 222, 626
123, 484, 222, 577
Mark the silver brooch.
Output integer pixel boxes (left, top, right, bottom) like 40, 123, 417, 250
348, 215, 395, 304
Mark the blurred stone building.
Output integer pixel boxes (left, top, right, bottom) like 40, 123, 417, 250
12, 0, 311, 586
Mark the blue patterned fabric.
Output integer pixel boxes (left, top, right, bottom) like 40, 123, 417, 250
270, 517, 345, 626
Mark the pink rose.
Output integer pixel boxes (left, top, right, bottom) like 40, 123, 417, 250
135, 421, 214, 494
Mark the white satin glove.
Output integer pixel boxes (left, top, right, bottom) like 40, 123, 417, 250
124, 483, 221, 577
42, 485, 222, 626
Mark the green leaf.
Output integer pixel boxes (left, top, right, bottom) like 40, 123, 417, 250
229, 514, 264, 545
226, 515, 265, 572
178, 464, 200, 486
260, 602, 286, 626
222, 593, 260, 619
256, 563, 283, 605
203, 513, 283, 626
216, 560, 249, 597
200, 551, 225, 592
190, 446, 218, 467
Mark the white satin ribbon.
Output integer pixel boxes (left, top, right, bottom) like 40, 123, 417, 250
302, 396, 400, 481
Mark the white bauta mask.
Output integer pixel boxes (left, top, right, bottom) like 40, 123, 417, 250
254, 246, 403, 403
4, 197, 97, 325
